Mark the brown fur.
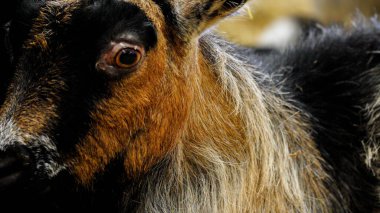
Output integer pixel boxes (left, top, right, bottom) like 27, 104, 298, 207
0, 0, 349, 211
61, 1, 338, 211
68, 0, 192, 183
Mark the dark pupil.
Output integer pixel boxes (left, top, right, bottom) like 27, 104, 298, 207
119, 49, 138, 65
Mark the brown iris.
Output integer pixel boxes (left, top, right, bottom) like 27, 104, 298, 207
114, 47, 143, 69
96, 42, 145, 76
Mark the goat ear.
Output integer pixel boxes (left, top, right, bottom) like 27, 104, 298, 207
177, 0, 247, 35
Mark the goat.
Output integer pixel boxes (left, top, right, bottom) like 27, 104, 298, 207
0, 0, 379, 212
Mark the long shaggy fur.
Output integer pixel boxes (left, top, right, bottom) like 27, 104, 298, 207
127, 34, 330, 212
0, 1, 379, 212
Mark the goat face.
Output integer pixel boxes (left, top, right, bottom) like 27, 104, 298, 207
0, 0, 247, 194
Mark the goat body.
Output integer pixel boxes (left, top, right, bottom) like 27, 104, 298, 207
0, 0, 379, 212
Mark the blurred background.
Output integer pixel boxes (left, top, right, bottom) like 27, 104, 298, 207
218, 0, 380, 47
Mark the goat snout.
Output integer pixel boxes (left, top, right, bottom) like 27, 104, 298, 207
0, 144, 33, 191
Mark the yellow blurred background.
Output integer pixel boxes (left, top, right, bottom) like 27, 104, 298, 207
219, 0, 380, 45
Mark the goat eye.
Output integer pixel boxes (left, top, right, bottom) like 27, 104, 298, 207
115, 48, 142, 69
96, 42, 145, 75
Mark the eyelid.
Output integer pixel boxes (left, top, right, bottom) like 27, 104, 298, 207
112, 32, 143, 46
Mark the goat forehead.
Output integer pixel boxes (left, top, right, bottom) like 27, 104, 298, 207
26, 0, 160, 44
42, 0, 164, 22
3, 0, 161, 132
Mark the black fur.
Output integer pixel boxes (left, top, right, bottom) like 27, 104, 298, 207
1, 1, 380, 212
0, 1, 158, 212
250, 20, 380, 212
0, 22, 12, 105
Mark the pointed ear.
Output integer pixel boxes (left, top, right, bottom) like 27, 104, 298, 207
176, 0, 247, 36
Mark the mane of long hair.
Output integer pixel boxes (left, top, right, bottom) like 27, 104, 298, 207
133, 32, 339, 213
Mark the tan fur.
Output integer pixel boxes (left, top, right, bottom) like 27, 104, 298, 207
134, 35, 336, 212
12, 0, 340, 211
61, 0, 341, 211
